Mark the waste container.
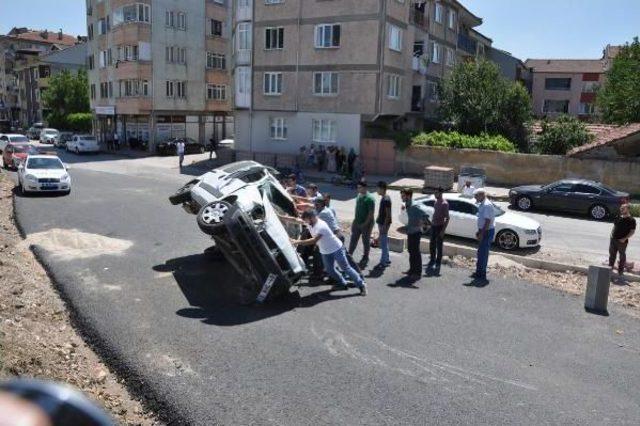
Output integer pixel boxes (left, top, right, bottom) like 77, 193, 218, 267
457, 166, 486, 193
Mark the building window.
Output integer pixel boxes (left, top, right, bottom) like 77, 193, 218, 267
166, 80, 174, 97
177, 12, 186, 30
113, 3, 151, 26
543, 99, 570, 113
313, 72, 338, 95
387, 74, 401, 99
165, 46, 186, 64
269, 117, 287, 139
165, 10, 174, 27
312, 119, 336, 143
176, 81, 186, 98
389, 25, 402, 52
430, 42, 440, 63
98, 18, 107, 35
237, 23, 251, 49
265, 27, 284, 50
427, 81, 439, 102
579, 103, 596, 115
119, 79, 149, 97
90, 84, 96, 99
263, 72, 282, 95
448, 9, 456, 29
87, 55, 94, 70
583, 82, 599, 93
434, 2, 444, 23
108, 81, 113, 98
206, 52, 226, 69
117, 44, 139, 62
545, 78, 572, 91
87, 24, 93, 40
99, 50, 107, 68
207, 84, 226, 100
315, 24, 340, 48
209, 19, 223, 37
445, 47, 455, 67
237, 67, 250, 94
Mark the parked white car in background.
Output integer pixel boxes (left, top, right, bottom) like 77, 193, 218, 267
17, 155, 71, 195
66, 135, 99, 153
0, 133, 30, 152
40, 128, 60, 144
398, 193, 542, 250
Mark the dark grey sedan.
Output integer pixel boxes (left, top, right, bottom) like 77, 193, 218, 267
509, 179, 629, 220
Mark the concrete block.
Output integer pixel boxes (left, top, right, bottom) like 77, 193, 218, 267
585, 265, 611, 314
388, 236, 405, 253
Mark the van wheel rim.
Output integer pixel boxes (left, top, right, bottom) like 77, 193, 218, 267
201, 203, 228, 224
518, 197, 531, 210
498, 231, 518, 250
592, 206, 606, 219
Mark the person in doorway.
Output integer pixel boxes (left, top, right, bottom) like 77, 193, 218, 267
292, 209, 367, 295
177, 139, 186, 169
209, 136, 218, 160
374, 181, 392, 270
609, 203, 636, 279
461, 180, 475, 197
471, 188, 495, 284
427, 187, 449, 275
348, 180, 376, 268
402, 188, 428, 281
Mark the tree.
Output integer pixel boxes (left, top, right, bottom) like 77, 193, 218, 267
438, 60, 533, 151
536, 115, 593, 155
597, 37, 640, 124
42, 69, 90, 128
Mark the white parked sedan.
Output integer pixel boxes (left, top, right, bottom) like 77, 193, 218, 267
398, 193, 542, 250
17, 155, 71, 195
66, 134, 99, 153
0, 133, 30, 152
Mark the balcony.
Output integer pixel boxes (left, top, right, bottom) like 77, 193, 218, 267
410, 9, 428, 30
457, 33, 477, 56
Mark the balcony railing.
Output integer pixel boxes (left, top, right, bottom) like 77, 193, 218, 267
457, 33, 477, 55
410, 9, 428, 30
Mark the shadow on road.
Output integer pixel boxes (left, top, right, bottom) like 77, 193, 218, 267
153, 252, 360, 326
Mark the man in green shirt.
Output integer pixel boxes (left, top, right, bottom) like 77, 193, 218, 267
349, 180, 376, 267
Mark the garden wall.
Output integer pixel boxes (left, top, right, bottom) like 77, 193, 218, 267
397, 146, 640, 195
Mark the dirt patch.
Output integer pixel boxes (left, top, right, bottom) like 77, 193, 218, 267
0, 175, 160, 425
21, 228, 133, 261
447, 255, 640, 317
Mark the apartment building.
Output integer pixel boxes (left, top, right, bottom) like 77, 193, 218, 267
0, 28, 78, 125
86, 0, 232, 149
525, 45, 619, 120
232, 0, 487, 155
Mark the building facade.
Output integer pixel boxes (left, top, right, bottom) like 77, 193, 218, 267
85, 0, 233, 149
489, 47, 531, 90
0, 28, 78, 126
232, 0, 488, 155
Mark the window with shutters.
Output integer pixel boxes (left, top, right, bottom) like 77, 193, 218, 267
315, 24, 340, 48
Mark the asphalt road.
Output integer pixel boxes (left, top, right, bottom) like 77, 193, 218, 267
5, 151, 640, 424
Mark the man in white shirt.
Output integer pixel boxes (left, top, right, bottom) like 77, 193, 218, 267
470, 188, 495, 283
176, 140, 186, 169
461, 180, 475, 197
292, 209, 367, 295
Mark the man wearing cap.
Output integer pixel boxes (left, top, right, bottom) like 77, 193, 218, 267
472, 188, 495, 283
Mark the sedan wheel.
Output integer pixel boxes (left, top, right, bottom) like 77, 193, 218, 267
197, 201, 231, 235
590, 204, 608, 221
517, 196, 532, 211
496, 229, 519, 251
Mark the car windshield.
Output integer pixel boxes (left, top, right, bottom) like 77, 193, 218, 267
10, 136, 29, 143
27, 158, 64, 169
12, 145, 36, 153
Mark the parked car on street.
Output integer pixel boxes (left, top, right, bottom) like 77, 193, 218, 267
17, 155, 71, 195
0, 133, 30, 152
2, 143, 39, 170
157, 137, 205, 155
169, 161, 306, 304
57, 132, 74, 148
509, 179, 629, 220
398, 193, 542, 251
66, 135, 100, 153
40, 128, 60, 144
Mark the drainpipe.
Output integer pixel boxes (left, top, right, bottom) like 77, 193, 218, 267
377, 0, 387, 117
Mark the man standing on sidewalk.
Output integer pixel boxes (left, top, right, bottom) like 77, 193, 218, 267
177, 139, 185, 169
374, 181, 392, 270
292, 210, 367, 296
610, 203, 636, 279
427, 187, 449, 275
471, 188, 495, 284
402, 188, 428, 281
349, 180, 375, 268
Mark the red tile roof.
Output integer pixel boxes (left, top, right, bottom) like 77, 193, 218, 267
8, 30, 77, 46
567, 123, 640, 156
525, 59, 606, 74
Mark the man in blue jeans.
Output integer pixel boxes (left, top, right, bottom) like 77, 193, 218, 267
470, 188, 495, 284
292, 209, 367, 296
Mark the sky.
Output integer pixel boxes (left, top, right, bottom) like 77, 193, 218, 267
0, 0, 638, 61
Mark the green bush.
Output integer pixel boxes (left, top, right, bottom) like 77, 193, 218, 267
411, 131, 516, 152
630, 204, 640, 218
536, 115, 593, 155
66, 112, 93, 133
